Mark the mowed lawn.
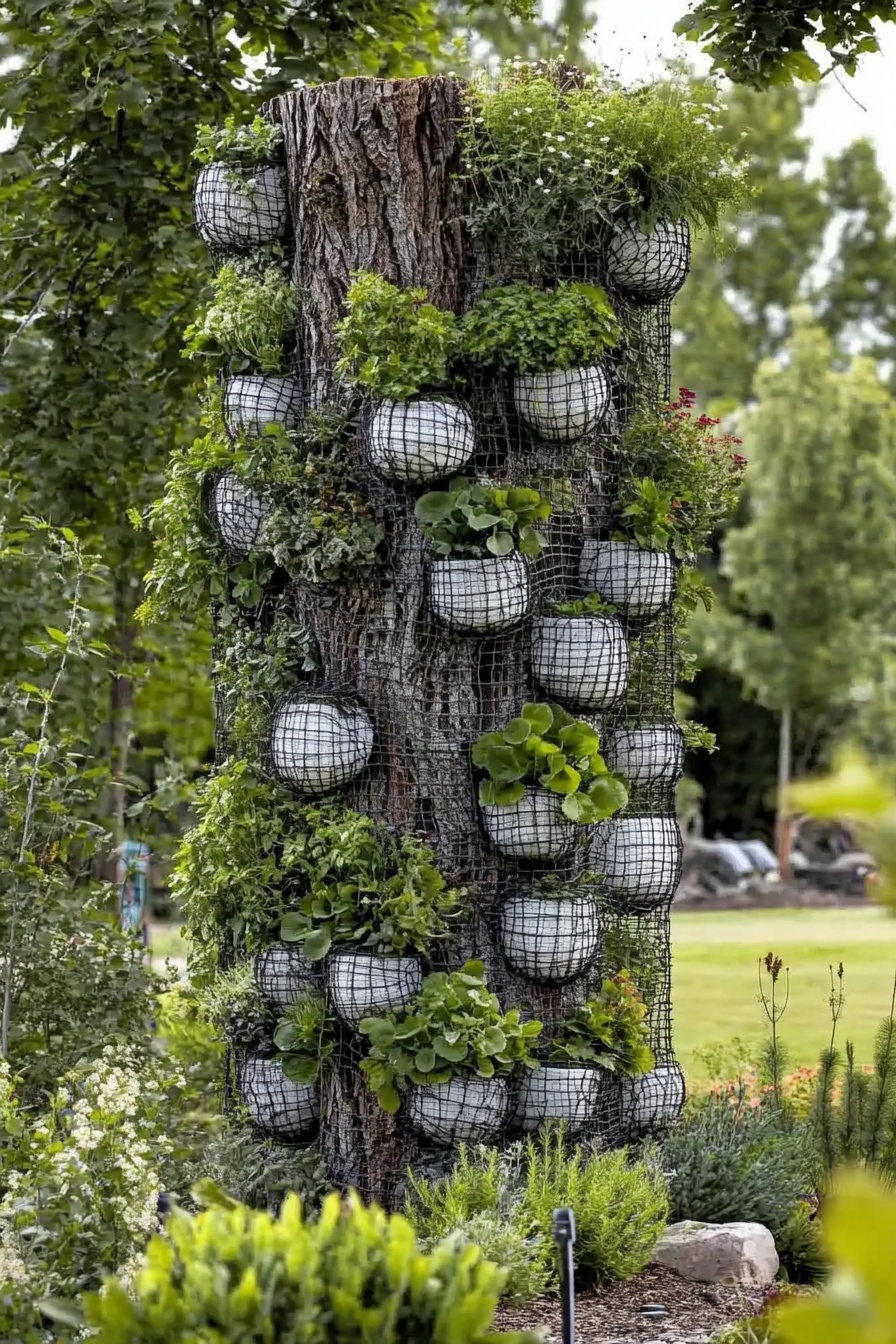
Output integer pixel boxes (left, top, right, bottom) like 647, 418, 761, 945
673, 907, 896, 1083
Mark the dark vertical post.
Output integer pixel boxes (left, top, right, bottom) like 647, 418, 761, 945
553, 1205, 576, 1344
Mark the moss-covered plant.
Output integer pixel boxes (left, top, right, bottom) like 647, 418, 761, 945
459, 60, 751, 264
547, 973, 655, 1076
182, 256, 295, 374
461, 282, 619, 374
472, 701, 628, 824
335, 271, 461, 400
415, 477, 551, 559
278, 804, 463, 961
273, 990, 335, 1084
360, 961, 542, 1113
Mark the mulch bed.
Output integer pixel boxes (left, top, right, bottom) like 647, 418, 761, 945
495, 1266, 765, 1343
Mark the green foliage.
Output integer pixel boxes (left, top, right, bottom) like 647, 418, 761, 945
359, 960, 542, 1112
82, 1190, 541, 1344
198, 962, 273, 1052
661, 1089, 818, 1236
416, 476, 551, 559
775, 1203, 829, 1286
675, 0, 892, 88
182, 258, 295, 374
198, 1117, 331, 1213
460, 281, 619, 374
547, 973, 654, 1075
432, 1214, 551, 1306
472, 700, 628, 823
273, 991, 336, 1084
548, 592, 616, 616
602, 925, 662, 1011
278, 803, 462, 960
193, 115, 284, 167
619, 387, 747, 561
213, 606, 320, 758
335, 271, 461, 399
808, 1000, 896, 1181
459, 61, 750, 264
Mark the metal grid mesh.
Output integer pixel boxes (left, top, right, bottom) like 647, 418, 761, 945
194, 110, 691, 1201
193, 161, 289, 254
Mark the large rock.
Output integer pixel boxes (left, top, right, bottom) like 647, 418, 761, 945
652, 1220, 779, 1285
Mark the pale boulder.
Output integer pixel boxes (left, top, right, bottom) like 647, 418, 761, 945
652, 1220, 779, 1286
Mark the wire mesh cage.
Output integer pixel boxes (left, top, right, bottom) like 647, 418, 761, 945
254, 944, 319, 1013
403, 1076, 511, 1147
499, 887, 602, 985
265, 691, 375, 794
604, 219, 692, 304
363, 395, 477, 483
326, 951, 423, 1029
620, 1062, 686, 1139
222, 373, 303, 440
513, 1063, 617, 1138
208, 470, 269, 557
193, 161, 289, 252
238, 1052, 319, 1142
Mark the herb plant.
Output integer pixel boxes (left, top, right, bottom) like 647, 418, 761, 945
547, 973, 655, 1076
182, 257, 294, 373
459, 61, 751, 264
617, 476, 678, 552
359, 960, 542, 1113
461, 281, 619, 374
193, 115, 283, 167
472, 701, 628, 824
415, 477, 551, 559
335, 271, 461, 400
548, 592, 616, 617
278, 803, 462, 960
273, 991, 335, 1084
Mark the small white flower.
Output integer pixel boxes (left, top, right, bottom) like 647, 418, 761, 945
542, 188, 551, 194
547, 146, 556, 154
586, 120, 594, 127
556, 134, 565, 142
524, 107, 532, 113
560, 150, 570, 159
600, 136, 610, 143
535, 177, 544, 185
583, 158, 592, 166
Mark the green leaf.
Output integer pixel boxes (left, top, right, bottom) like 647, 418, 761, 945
281, 1055, 318, 1084
480, 1025, 506, 1053
543, 764, 581, 795
415, 1047, 436, 1073
433, 1036, 468, 1062
522, 703, 553, 734
280, 912, 306, 943
503, 717, 533, 745
377, 1082, 401, 1113
37, 1299, 85, 1328
45, 626, 68, 644
304, 927, 331, 961
586, 774, 629, 817
486, 530, 514, 556
415, 492, 454, 524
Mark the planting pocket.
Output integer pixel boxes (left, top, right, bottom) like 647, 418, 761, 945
268, 695, 374, 794
366, 398, 475, 483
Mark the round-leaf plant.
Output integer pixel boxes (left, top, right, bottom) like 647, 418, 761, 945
359, 960, 542, 1113
415, 477, 551, 559
547, 972, 655, 1076
461, 281, 619, 375
472, 701, 629, 824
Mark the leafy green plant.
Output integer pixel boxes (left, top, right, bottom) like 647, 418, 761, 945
273, 991, 335, 1084
213, 605, 319, 758
359, 960, 542, 1113
80, 1190, 543, 1344
460, 281, 619, 374
459, 61, 751, 265
198, 962, 273, 1052
193, 114, 283, 167
434, 1214, 551, 1307
547, 592, 616, 616
617, 476, 678, 552
415, 477, 551, 559
182, 258, 294, 373
335, 271, 461, 400
472, 701, 628, 824
602, 926, 662, 1011
547, 973, 654, 1076
197, 1117, 331, 1213
775, 1202, 829, 1286
277, 803, 463, 961
661, 1087, 818, 1236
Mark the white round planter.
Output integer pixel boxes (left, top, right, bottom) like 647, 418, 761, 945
605, 725, 684, 788
194, 162, 288, 249
239, 1054, 318, 1141
223, 375, 302, 440
531, 616, 629, 710
209, 472, 269, 556
512, 364, 612, 441
500, 893, 600, 984
429, 553, 530, 634
592, 816, 682, 907
269, 696, 374, 794
254, 945, 317, 1013
405, 1076, 509, 1147
579, 539, 674, 618
621, 1063, 686, 1136
482, 785, 579, 861
326, 953, 422, 1029
605, 219, 691, 302
515, 1065, 605, 1136
366, 399, 475, 484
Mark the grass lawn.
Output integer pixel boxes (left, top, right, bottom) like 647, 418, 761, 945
673, 906, 896, 1084
147, 921, 187, 965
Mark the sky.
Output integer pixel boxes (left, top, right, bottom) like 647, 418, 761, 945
585, 0, 896, 190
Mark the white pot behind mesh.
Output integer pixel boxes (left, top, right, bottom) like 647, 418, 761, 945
500, 893, 601, 984
269, 696, 374, 793
605, 219, 691, 302
579, 539, 674, 618
326, 953, 422, 1029
194, 163, 288, 249
223, 374, 303, 440
621, 1063, 686, 1136
531, 615, 629, 709
512, 364, 612, 441
239, 1054, 318, 1141
605, 725, 684, 788
514, 1064, 605, 1135
366, 399, 475, 483
405, 1076, 509, 1146
482, 786, 579, 860
209, 472, 269, 556
592, 816, 682, 906
429, 554, 530, 633
254, 945, 317, 1013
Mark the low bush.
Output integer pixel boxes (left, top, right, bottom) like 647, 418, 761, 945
434, 1213, 551, 1307
774, 1203, 828, 1286
197, 1118, 331, 1213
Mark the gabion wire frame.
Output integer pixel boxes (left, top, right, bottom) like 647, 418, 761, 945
193, 160, 289, 253
196, 85, 692, 1198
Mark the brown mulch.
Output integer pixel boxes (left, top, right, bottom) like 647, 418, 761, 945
494, 1266, 766, 1343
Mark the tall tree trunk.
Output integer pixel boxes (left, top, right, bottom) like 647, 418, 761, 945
776, 703, 793, 880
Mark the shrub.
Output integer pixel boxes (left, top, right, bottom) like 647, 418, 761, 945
197, 1118, 331, 1213
775, 1203, 828, 1286
335, 271, 461, 400
415, 476, 551, 560
434, 1214, 551, 1306
662, 1090, 818, 1236
82, 1191, 543, 1344
460, 281, 619, 374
